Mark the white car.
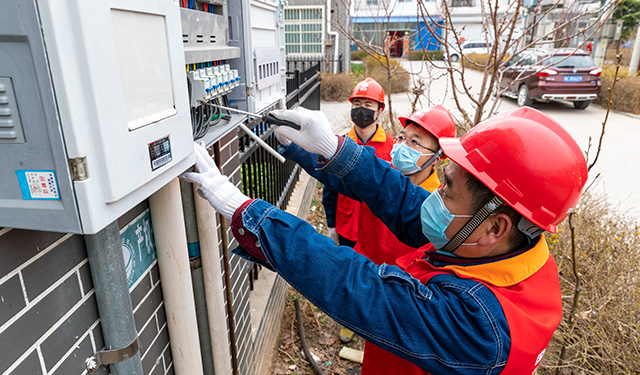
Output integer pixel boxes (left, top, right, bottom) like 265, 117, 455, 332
448, 40, 492, 62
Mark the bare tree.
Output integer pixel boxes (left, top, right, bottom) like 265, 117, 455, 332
411, 0, 620, 125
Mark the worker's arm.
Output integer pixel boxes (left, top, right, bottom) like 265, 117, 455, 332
280, 143, 358, 201
231, 199, 509, 374
318, 136, 429, 248
274, 108, 429, 248
182, 140, 508, 373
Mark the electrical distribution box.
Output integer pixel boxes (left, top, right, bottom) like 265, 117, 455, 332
0, 0, 194, 234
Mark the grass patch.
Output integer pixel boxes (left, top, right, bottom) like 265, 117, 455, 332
351, 62, 365, 80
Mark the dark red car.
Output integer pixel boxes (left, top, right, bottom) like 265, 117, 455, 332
497, 48, 601, 109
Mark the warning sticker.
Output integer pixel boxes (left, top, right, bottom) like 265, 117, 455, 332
16, 170, 60, 200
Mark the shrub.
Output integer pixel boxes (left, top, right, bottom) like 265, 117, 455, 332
320, 73, 353, 101
460, 53, 507, 74
594, 66, 640, 115
407, 50, 444, 61
363, 55, 410, 94
351, 49, 368, 61
539, 191, 640, 373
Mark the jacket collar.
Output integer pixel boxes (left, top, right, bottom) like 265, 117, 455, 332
437, 235, 550, 287
418, 170, 441, 193
347, 124, 388, 145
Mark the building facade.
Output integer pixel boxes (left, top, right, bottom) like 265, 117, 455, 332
285, 0, 352, 73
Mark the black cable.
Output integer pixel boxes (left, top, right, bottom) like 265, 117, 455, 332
294, 298, 326, 375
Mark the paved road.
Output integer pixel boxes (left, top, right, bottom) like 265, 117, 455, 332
321, 60, 640, 220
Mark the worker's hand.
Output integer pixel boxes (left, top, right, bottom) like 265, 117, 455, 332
180, 142, 250, 219
275, 132, 291, 146
273, 98, 292, 146
328, 227, 339, 246
270, 108, 338, 159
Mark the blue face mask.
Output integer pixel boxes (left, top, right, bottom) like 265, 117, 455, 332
420, 189, 474, 250
390, 143, 433, 175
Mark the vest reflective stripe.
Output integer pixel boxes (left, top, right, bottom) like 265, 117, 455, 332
361, 238, 562, 374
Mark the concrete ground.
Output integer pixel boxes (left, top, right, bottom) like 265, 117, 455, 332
321, 60, 640, 220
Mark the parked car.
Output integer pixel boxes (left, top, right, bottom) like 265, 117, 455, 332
496, 48, 601, 109
448, 40, 492, 62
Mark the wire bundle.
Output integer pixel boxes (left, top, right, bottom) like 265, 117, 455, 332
191, 99, 223, 140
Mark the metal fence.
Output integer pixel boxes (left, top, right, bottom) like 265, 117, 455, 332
286, 54, 344, 74
238, 59, 322, 289
285, 62, 322, 111
238, 115, 301, 210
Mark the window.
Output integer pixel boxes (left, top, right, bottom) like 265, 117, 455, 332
285, 8, 323, 55
366, 0, 379, 4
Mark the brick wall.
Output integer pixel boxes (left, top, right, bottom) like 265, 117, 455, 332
0, 199, 173, 375
0, 127, 304, 375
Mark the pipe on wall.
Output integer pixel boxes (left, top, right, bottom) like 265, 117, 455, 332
180, 179, 216, 375
84, 220, 144, 375
148, 178, 204, 375
327, 0, 340, 74
193, 183, 234, 375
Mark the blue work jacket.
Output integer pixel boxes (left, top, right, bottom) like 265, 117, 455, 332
232, 136, 514, 374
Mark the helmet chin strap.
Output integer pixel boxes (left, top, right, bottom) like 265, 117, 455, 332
441, 195, 505, 253
414, 149, 443, 174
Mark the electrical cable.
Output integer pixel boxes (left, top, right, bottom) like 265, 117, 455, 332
294, 299, 326, 375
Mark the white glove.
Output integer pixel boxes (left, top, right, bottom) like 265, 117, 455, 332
275, 131, 291, 146
274, 98, 292, 146
270, 107, 338, 159
328, 227, 339, 246
180, 142, 250, 219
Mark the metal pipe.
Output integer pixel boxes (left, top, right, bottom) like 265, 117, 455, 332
84, 221, 144, 375
206, 103, 262, 118
180, 179, 215, 375
239, 123, 286, 163
204, 103, 286, 163
181, 179, 202, 258
213, 143, 240, 375
148, 178, 204, 375
193, 183, 234, 375
629, 22, 640, 74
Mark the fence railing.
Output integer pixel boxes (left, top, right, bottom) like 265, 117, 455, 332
286, 54, 344, 74
238, 114, 301, 211
285, 62, 322, 110
238, 58, 322, 289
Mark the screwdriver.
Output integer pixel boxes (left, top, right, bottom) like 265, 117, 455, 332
204, 103, 299, 163
206, 103, 301, 130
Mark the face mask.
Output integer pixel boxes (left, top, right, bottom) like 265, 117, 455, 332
420, 189, 474, 250
390, 143, 434, 175
351, 107, 377, 128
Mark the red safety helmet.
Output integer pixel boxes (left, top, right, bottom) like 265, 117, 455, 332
398, 105, 456, 139
349, 78, 385, 111
439, 107, 588, 233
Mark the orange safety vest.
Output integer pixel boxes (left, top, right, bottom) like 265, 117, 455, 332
335, 125, 394, 242
353, 171, 440, 265
362, 235, 562, 375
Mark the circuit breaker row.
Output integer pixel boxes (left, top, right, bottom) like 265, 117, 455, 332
187, 62, 240, 107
